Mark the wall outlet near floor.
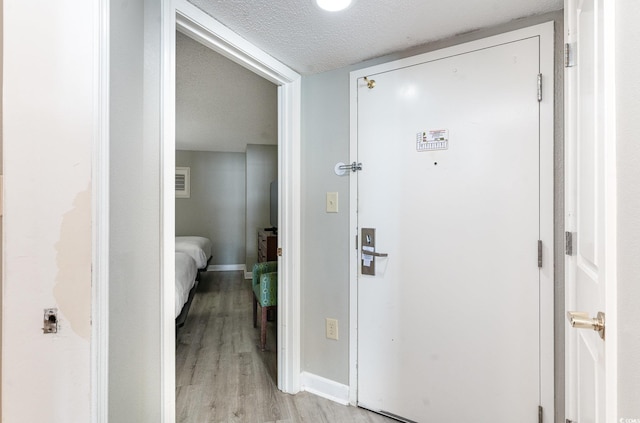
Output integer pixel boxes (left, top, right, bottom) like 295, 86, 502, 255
326, 318, 339, 340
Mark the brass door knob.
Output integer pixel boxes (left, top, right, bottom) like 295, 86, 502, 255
567, 311, 605, 340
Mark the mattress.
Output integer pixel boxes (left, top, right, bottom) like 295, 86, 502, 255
175, 252, 198, 318
175, 236, 212, 269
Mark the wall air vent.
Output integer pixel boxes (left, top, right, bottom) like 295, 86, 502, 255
175, 167, 190, 198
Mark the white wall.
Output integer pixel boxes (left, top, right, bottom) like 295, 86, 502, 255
2, 0, 94, 421
615, 0, 640, 417
109, 0, 164, 421
301, 69, 352, 385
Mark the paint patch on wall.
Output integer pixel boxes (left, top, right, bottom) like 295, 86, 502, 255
53, 185, 92, 340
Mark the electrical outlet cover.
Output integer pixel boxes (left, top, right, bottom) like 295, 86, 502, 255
326, 318, 339, 340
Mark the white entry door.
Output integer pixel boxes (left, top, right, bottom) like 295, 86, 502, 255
564, 1, 615, 421
352, 25, 554, 422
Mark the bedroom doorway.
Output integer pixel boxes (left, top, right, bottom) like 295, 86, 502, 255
162, 1, 302, 419
174, 28, 281, 418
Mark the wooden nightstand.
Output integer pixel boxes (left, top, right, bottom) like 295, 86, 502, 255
257, 229, 277, 263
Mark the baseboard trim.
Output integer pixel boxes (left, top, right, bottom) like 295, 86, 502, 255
300, 372, 350, 405
207, 264, 246, 272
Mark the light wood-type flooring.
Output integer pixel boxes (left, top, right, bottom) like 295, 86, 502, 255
176, 270, 394, 423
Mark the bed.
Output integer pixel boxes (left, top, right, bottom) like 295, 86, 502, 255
175, 236, 213, 332
175, 251, 198, 320
175, 236, 212, 270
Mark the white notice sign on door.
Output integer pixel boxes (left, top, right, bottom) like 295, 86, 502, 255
362, 245, 374, 267
416, 129, 449, 152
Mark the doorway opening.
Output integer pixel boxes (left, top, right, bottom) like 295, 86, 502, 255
173, 29, 280, 416
161, 2, 302, 419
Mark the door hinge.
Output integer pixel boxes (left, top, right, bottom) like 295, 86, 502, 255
564, 42, 576, 67
565, 231, 574, 256
538, 405, 543, 423
538, 240, 543, 268
537, 74, 543, 102
355, 234, 358, 250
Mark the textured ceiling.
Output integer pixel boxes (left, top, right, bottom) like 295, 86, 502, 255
188, 0, 563, 75
176, 32, 278, 152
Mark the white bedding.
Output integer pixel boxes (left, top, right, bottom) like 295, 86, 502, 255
175, 252, 198, 318
175, 236, 212, 269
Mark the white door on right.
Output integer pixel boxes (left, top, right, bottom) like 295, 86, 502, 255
354, 23, 555, 422
565, 0, 615, 422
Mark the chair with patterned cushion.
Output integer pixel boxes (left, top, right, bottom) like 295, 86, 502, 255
252, 261, 277, 351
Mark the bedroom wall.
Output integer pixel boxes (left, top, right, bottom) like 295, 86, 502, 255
176, 150, 247, 265
300, 11, 564, 419
245, 144, 278, 272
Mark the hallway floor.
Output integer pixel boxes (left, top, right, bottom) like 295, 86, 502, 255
176, 270, 394, 422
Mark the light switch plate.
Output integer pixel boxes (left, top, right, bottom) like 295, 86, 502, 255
326, 192, 338, 213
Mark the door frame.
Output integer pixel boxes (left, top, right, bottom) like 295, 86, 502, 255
160, 0, 302, 420
348, 22, 556, 417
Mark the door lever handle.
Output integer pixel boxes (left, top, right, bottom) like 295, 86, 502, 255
369, 251, 388, 257
567, 311, 605, 340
